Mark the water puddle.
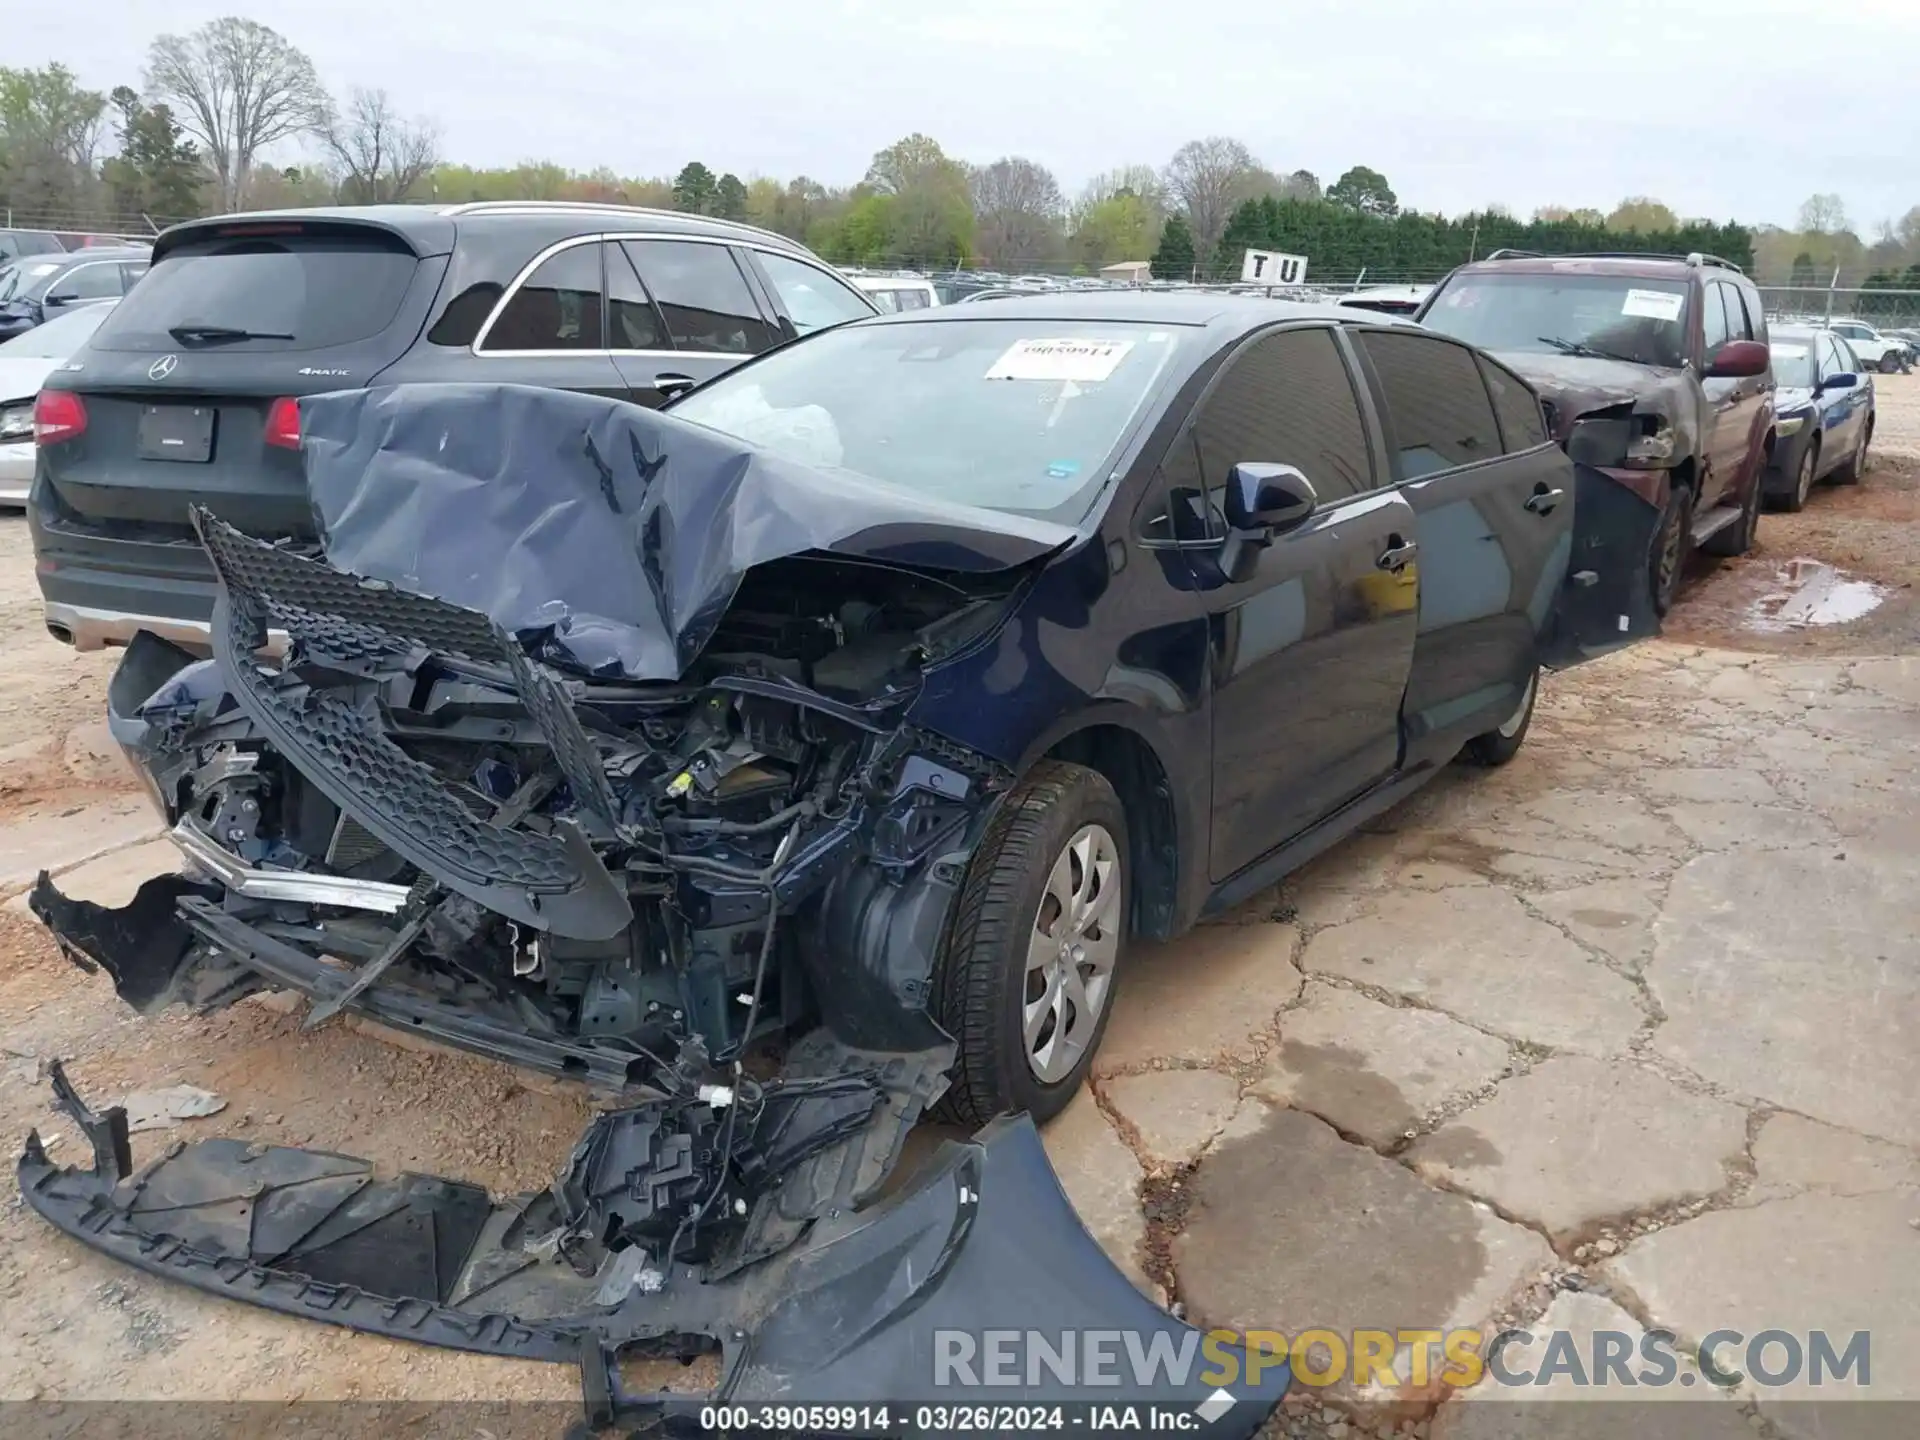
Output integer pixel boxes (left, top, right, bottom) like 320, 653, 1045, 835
1744, 558, 1889, 632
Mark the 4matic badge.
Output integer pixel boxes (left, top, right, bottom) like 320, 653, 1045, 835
297, 367, 351, 377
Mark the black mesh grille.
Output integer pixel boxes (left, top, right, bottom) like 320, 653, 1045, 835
193, 508, 506, 662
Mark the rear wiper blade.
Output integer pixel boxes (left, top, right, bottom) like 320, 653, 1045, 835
1537, 335, 1641, 365
167, 324, 295, 345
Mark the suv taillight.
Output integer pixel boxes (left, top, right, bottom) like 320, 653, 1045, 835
264, 396, 301, 449
32, 390, 87, 445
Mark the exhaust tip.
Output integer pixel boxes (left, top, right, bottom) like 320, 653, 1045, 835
45, 622, 73, 646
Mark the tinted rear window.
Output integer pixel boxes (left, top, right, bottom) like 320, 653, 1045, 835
90, 230, 419, 353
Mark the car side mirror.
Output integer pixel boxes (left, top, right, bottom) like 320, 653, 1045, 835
1818, 371, 1858, 392
1705, 339, 1769, 379
1224, 462, 1317, 535
1565, 414, 1634, 468
43, 291, 77, 308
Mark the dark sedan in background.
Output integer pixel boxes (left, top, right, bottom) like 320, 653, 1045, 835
1764, 325, 1874, 511
0, 247, 149, 342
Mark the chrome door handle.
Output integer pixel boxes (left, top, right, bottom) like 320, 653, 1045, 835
654, 373, 697, 398
1525, 487, 1565, 515
1376, 540, 1418, 571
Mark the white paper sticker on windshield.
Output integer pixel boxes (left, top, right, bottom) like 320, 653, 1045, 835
1771, 344, 1810, 358
1620, 289, 1685, 322
985, 338, 1134, 382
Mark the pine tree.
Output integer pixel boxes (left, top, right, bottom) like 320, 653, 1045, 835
1150, 215, 1196, 281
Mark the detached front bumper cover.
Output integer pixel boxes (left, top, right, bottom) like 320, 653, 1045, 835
20, 1065, 1287, 1435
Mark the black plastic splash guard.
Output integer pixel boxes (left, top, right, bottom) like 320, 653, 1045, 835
19, 1065, 1288, 1436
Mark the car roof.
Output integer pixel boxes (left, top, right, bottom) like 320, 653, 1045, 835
47, 248, 151, 265
153, 202, 811, 263
857, 290, 1418, 336
1449, 254, 1711, 280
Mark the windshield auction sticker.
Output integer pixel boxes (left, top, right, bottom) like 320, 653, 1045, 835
1620, 289, 1685, 322
986, 338, 1135, 382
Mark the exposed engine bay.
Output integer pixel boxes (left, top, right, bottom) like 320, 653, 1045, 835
21, 386, 1288, 1432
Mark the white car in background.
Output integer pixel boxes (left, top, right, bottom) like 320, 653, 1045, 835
1822, 319, 1913, 373
0, 301, 116, 507
848, 273, 940, 312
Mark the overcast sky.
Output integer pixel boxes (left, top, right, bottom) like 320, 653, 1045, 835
18, 0, 1920, 230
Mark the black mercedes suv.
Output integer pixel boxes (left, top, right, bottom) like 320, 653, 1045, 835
29, 202, 877, 652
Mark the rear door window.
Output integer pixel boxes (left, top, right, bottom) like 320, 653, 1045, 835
622, 240, 775, 354
1358, 331, 1503, 479
55, 263, 124, 301
755, 251, 873, 335
90, 231, 420, 353
1478, 355, 1550, 451
606, 242, 668, 350
1718, 282, 1753, 341
480, 243, 605, 351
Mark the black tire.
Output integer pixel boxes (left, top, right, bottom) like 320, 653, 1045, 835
932, 760, 1128, 1126
1650, 480, 1693, 616
1832, 419, 1871, 485
1880, 354, 1902, 375
1463, 667, 1537, 767
1776, 439, 1817, 513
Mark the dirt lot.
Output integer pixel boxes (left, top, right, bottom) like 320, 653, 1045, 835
1, 379, 1918, 1436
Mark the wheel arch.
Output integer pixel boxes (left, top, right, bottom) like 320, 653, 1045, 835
1036, 721, 1182, 943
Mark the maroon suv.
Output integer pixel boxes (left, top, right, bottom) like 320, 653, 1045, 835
1417, 252, 1775, 613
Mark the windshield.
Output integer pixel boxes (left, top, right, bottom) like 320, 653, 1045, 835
0, 262, 62, 303
1769, 339, 1817, 390
1422, 272, 1690, 369
670, 318, 1186, 522
0, 301, 114, 358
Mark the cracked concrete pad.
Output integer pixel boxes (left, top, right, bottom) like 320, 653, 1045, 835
1639, 766, 1780, 806
1176, 1105, 1552, 1404
4, 836, 177, 917
1433, 1291, 1750, 1440
1103, 1069, 1242, 1168
1849, 656, 1920, 706
1254, 982, 1510, 1148
1409, 1058, 1746, 1246
1518, 791, 1689, 855
1746, 1112, 1920, 1203
0, 797, 162, 892
1527, 880, 1662, 970
1651, 846, 1920, 1146
1659, 801, 1838, 851
1039, 1090, 1155, 1300
1302, 887, 1644, 1056
1096, 922, 1300, 1072
1604, 1192, 1920, 1424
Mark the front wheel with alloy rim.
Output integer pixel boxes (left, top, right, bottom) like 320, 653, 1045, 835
933, 760, 1128, 1125
1650, 481, 1693, 615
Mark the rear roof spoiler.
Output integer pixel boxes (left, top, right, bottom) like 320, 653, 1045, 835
153, 210, 457, 263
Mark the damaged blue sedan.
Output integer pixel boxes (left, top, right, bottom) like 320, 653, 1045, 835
23, 294, 1658, 1431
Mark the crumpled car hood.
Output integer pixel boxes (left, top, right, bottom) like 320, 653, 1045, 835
1492, 350, 1691, 438
300, 383, 1077, 681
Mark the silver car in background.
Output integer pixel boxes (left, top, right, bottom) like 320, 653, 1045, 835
0, 302, 116, 507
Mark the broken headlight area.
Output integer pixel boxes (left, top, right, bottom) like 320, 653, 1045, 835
49, 511, 1018, 1088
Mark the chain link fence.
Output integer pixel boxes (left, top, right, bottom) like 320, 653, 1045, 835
1755, 285, 1920, 326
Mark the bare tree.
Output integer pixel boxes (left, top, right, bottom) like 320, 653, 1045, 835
145, 18, 327, 210
321, 87, 440, 203
1162, 137, 1258, 259
1079, 165, 1168, 213
969, 156, 1064, 266
1796, 192, 1850, 236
